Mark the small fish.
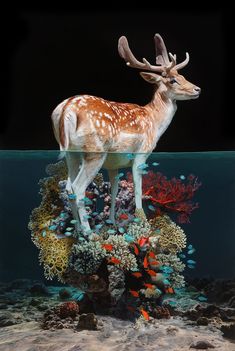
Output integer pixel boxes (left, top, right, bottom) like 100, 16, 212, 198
141, 170, 148, 175
148, 205, 155, 211
85, 229, 93, 235
132, 272, 142, 278
138, 237, 149, 247
119, 213, 129, 220
127, 305, 136, 313
82, 197, 93, 205
144, 283, 154, 289
179, 254, 186, 259
102, 244, 113, 251
105, 219, 113, 224
140, 309, 150, 321
118, 227, 125, 234
168, 300, 177, 306
41, 230, 47, 237
60, 212, 66, 218
124, 234, 135, 243
188, 248, 196, 255
148, 251, 156, 259
68, 193, 77, 200
76, 292, 85, 301
129, 290, 139, 298
161, 266, 174, 274
95, 224, 103, 230
70, 219, 78, 224
92, 212, 99, 216
198, 296, 207, 302
180, 175, 186, 180
133, 217, 141, 223
126, 153, 135, 160
188, 244, 193, 250
108, 257, 121, 264
165, 287, 175, 294
147, 269, 157, 276
49, 225, 57, 230
187, 264, 195, 269
155, 229, 161, 234
133, 244, 139, 255
163, 279, 170, 285
143, 255, 149, 268
187, 259, 196, 265
65, 227, 73, 231
83, 215, 91, 220
115, 172, 124, 180
152, 162, 159, 166
55, 234, 66, 239
137, 163, 149, 170
64, 231, 72, 236
107, 229, 116, 235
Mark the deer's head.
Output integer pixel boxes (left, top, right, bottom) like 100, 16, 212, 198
118, 34, 201, 101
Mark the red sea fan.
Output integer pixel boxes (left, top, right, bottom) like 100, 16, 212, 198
143, 171, 201, 223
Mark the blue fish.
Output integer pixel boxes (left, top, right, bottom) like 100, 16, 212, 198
161, 266, 174, 274
187, 264, 195, 269
60, 212, 66, 218
85, 229, 93, 235
198, 296, 207, 302
188, 244, 193, 250
64, 231, 72, 236
152, 162, 159, 166
107, 229, 116, 235
124, 234, 135, 243
83, 215, 91, 220
187, 260, 196, 265
126, 153, 135, 160
137, 163, 149, 170
49, 225, 57, 231
155, 288, 162, 295
179, 254, 186, 259
76, 292, 85, 301
68, 194, 77, 200
133, 218, 141, 223
70, 219, 78, 224
148, 205, 155, 211
168, 300, 176, 306
118, 227, 125, 234
188, 248, 196, 255
105, 219, 113, 224
115, 172, 124, 180
95, 224, 103, 230
141, 170, 148, 175
163, 279, 170, 285
92, 212, 99, 216
56, 234, 66, 239
41, 230, 47, 237
82, 197, 93, 205
180, 175, 186, 180
66, 227, 73, 231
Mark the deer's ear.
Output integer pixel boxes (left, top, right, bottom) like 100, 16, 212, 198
140, 72, 162, 84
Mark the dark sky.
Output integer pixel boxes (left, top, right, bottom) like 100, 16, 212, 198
1, 7, 234, 151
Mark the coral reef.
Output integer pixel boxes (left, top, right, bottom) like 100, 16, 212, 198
157, 253, 186, 288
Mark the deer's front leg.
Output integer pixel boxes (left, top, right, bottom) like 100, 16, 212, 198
132, 154, 149, 218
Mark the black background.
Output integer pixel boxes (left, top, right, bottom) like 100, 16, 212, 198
1, 6, 234, 151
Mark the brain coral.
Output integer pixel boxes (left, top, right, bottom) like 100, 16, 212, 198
150, 215, 186, 254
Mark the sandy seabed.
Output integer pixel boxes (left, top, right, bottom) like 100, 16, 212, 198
0, 315, 234, 351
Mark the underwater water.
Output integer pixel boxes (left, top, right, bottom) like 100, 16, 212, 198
0, 150, 235, 351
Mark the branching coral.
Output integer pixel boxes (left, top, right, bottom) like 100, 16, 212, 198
150, 215, 186, 254
71, 241, 106, 275
127, 219, 152, 241
157, 253, 186, 288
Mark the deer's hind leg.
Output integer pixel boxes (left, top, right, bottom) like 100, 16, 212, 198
72, 152, 107, 233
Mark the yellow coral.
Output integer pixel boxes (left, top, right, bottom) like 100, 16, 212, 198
150, 215, 186, 254
28, 161, 75, 282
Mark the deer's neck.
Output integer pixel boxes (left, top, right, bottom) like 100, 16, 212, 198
146, 89, 177, 140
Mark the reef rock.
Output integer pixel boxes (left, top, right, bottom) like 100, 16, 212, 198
77, 313, 98, 330
0, 312, 16, 327
221, 323, 235, 340
190, 340, 215, 349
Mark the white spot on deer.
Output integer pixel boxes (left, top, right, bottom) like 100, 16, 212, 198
99, 112, 103, 117
96, 120, 100, 127
102, 120, 106, 127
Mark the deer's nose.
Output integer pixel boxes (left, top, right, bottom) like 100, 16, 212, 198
194, 87, 201, 93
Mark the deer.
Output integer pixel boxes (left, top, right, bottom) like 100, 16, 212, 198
51, 34, 201, 234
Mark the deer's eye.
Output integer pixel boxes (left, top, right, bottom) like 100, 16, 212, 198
170, 78, 178, 84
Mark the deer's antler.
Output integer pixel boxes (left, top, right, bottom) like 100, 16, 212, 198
118, 34, 190, 74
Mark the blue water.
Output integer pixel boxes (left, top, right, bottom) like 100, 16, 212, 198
0, 151, 235, 282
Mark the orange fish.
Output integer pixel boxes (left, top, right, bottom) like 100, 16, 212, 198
148, 251, 156, 259
102, 244, 113, 251
129, 290, 139, 298
144, 283, 154, 289
165, 287, 175, 294
132, 272, 142, 278
143, 255, 149, 268
108, 257, 121, 264
127, 305, 135, 313
133, 244, 139, 255
146, 269, 157, 276
119, 213, 129, 220
138, 237, 149, 247
140, 309, 150, 321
